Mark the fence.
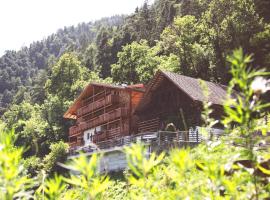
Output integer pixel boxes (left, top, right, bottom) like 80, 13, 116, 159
68, 128, 224, 156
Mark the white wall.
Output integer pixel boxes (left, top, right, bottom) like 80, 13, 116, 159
83, 128, 95, 146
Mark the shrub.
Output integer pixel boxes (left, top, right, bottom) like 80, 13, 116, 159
23, 156, 42, 177
43, 141, 69, 175
0, 130, 35, 199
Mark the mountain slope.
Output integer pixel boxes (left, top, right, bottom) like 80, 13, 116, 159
0, 15, 125, 113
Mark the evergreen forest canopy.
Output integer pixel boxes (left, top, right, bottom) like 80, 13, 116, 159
0, 0, 270, 178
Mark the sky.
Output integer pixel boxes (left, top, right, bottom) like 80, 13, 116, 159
0, 0, 152, 56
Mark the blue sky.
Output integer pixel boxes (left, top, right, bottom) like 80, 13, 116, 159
0, 0, 153, 55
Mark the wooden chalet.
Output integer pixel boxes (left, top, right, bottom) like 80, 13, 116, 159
63, 71, 231, 172
64, 71, 229, 155
135, 70, 227, 133
63, 82, 145, 149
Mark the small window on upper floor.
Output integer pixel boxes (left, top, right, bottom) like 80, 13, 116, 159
112, 90, 118, 94
69, 136, 77, 143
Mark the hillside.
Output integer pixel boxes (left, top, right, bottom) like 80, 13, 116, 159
0, 15, 125, 113
1, 0, 270, 114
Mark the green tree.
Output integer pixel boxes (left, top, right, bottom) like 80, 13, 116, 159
251, 24, 270, 69
200, 0, 263, 83
43, 141, 69, 175
44, 53, 101, 144
82, 43, 98, 71
112, 40, 178, 84
112, 40, 150, 84
95, 27, 114, 78
31, 69, 48, 104
45, 53, 93, 101
3, 102, 49, 157
160, 15, 212, 79
158, 0, 264, 83
254, 0, 270, 22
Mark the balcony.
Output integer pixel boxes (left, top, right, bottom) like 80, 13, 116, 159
69, 135, 83, 148
92, 127, 122, 143
69, 125, 129, 150
77, 94, 119, 117
69, 141, 82, 148
69, 126, 81, 136
93, 131, 108, 143
69, 107, 129, 137
92, 126, 129, 143
84, 107, 128, 129
68, 130, 201, 157
104, 107, 128, 121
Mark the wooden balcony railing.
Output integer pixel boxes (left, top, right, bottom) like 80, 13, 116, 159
107, 127, 121, 139
69, 107, 129, 137
69, 129, 270, 157
92, 126, 129, 143
84, 107, 128, 130
69, 126, 81, 136
68, 131, 201, 156
69, 140, 83, 148
77, 94, 119, 117
138, 118, 160, 133
93, 131, 108, 143
69, 126, 128, 146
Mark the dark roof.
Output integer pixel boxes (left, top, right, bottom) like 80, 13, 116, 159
162, 71, 228, 105
135, 70, 228, 113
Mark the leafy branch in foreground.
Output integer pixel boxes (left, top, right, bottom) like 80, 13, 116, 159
63, 153, 111, 200
224, 48, 270, 156
224, 49, 270, 139
223, 48, 270, 199
0, 130, 35, 200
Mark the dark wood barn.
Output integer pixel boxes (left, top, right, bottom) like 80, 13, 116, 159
135, 70, 228, 133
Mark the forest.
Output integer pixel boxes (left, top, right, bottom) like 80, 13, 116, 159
0, 0, 270, 199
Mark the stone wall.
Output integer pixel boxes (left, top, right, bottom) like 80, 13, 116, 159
98, 148, 127, 173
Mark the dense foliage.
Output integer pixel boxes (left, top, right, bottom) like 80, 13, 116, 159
0, 16, 124, 113
2, 53, 103, 158
0, 1, 269, 197
0, 49, 269, 199
1, 0, 270, 112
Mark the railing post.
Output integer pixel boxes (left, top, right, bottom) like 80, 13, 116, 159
158, 131, 160, 146
196, 129, 199, 143
184, 131, 188, 149
177, 131, 179, 147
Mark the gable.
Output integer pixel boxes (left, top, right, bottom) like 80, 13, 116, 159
163, 71, 228, 105
135, 70, 228, 114
64, 83, 145, 119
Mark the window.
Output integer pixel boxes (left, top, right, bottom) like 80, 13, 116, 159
69, 136, 77, 143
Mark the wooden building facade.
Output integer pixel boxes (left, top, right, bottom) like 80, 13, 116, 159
64, 83, 145, 149
135, 71, 227, 133
64, 71, 228, 152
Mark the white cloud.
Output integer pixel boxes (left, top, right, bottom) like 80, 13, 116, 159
0, 0, 149, 55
